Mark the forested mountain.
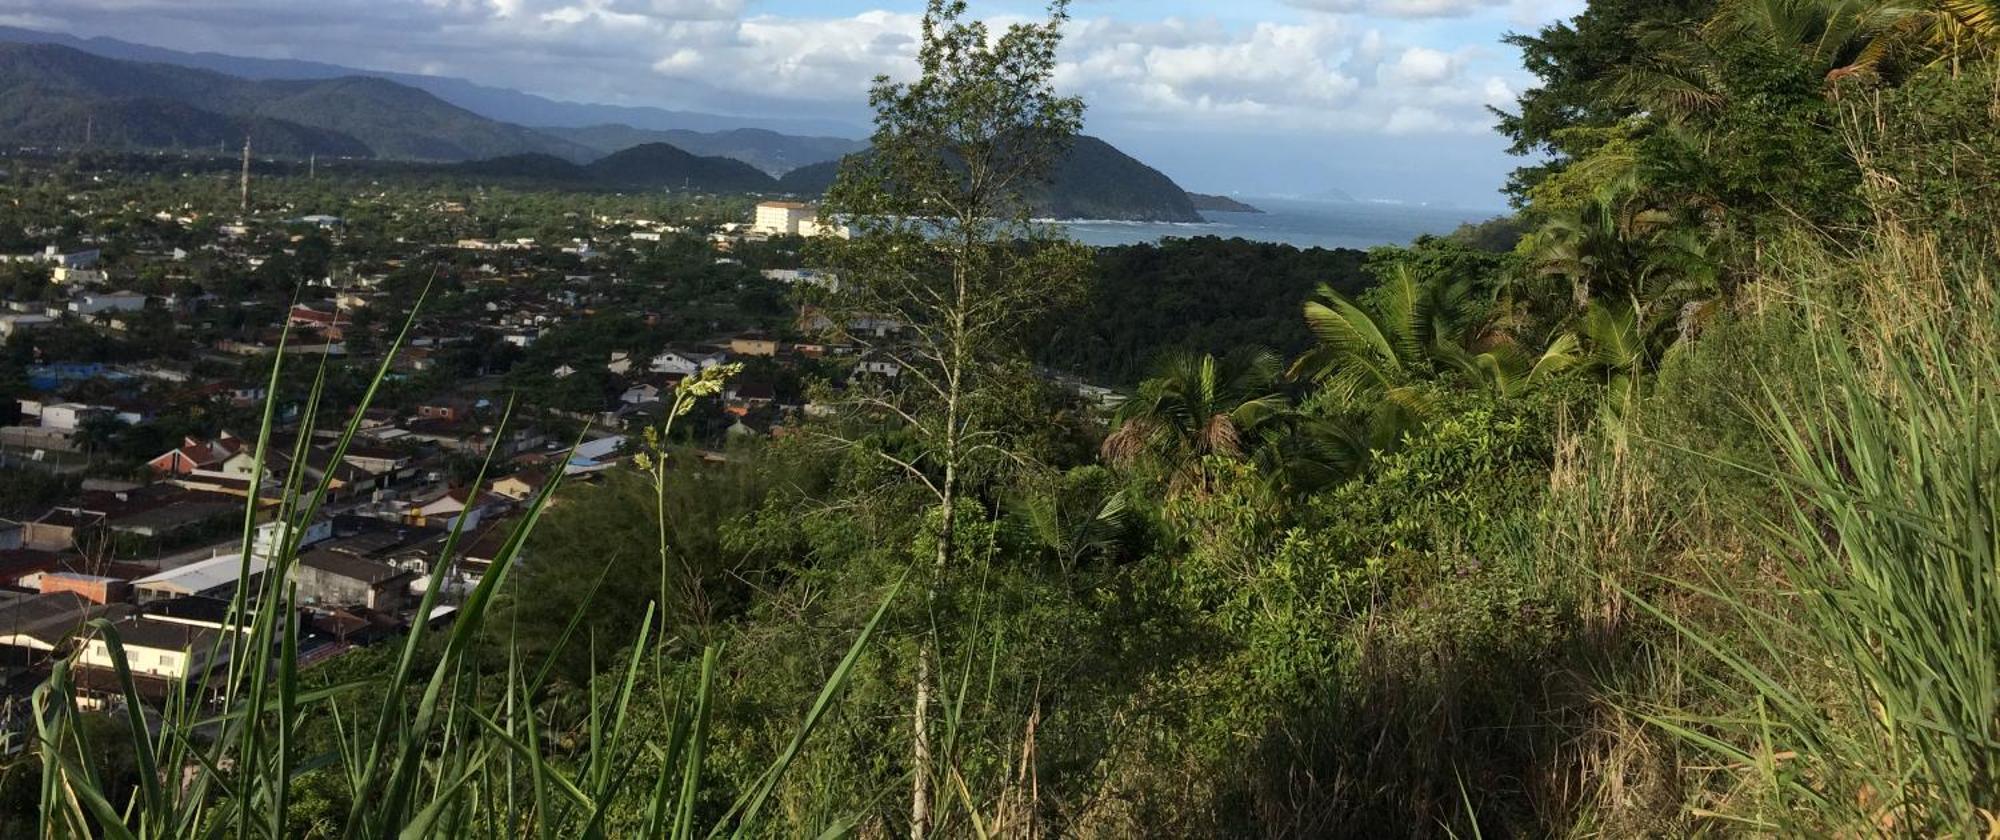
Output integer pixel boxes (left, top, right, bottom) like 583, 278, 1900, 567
581, 143, 779, 192
0, 25, 864, 137
0, 95, 371, 158
0, 43, 591, 161
543, 125, 868, 175
779, 135, 1205, 222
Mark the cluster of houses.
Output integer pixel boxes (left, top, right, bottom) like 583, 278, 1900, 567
0, 413, 587, 742
0, 178, 1130, 743
0, 246, 162, 339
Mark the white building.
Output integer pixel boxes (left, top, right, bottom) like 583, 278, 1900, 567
649, 349, 729, 376
0, 313, 53, 339
16, 401, 114, 432
68, 291, 148, 317
50, 266, 107, 286
753, 202, 815, 236
132, 553, 271, 603
77, 617, 231, 682
251, 519, 335, 560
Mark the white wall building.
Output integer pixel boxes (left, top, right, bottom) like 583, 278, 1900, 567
753, 202, 815, 236
68, 292, 148, 317
17, 401, 114, 432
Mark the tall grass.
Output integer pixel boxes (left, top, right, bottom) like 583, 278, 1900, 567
1633, 226, 1999, 834
27, 307, 896, 838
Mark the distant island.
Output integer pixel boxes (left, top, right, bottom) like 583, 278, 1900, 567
1187, 193, 1265, 214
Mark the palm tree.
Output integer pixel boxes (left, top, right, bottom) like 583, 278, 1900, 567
1617, 0, 1894, 114
1524, 176, 1720, 312
1290, 265, 1579, 448
1018, 466, 1131, 571
1571, 297, 1686, 413
1102, 348, 1292, 494
1851, 0, 2000, 78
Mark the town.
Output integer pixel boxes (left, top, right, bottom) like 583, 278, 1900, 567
0, 152, 945, 742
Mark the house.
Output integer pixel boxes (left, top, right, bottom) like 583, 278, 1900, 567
0, 592, 121, 652
288, 305, 341, 330
405, 490, 489, 531
342, 445, 415, 479
148, 434, 246, 476
131, 554, 270, 604
250, 519, 334, 560
491, 470, 550, 503
25, 246, 102, 270
857, 357, 903, 379
17, 401, 114, 433
0, 313, 53, 339
75, 616, 231, 683
94, 487, 240, 542
726, 382, 776, 407
620, 383, 663, 405
292, 551, 414, 612
68, 291, 148, 317
729, 334, 780, 357
50, 266, 107, 286
649, 349, 727, 376
143, 596, 249, 630
38, 573, 129, 605
761, 268, 838, 290
22, 508, 103, 552
417, 398, 476, 423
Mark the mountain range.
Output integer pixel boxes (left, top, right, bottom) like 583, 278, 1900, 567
0, 43, 589, 161
540, 125, 868, 177
0, 25, 861, 138
0, 32, 1209, 222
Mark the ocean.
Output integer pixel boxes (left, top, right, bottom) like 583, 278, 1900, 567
1055, 196, 1506, 251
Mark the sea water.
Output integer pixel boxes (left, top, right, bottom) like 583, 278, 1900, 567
1054, 196, 1505, 251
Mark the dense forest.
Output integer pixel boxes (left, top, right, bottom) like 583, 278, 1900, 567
19, 0, 2000, 837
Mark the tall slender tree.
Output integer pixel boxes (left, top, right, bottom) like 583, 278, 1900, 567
808, 3, 1088, 836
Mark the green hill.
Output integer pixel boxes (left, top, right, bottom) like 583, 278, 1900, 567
775, 135, 1203, 222
544, 124, 867, 175
582, 143, 779, 192
0, 43, 589, 161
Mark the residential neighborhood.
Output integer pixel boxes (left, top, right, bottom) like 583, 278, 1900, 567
0, 157, 926, 741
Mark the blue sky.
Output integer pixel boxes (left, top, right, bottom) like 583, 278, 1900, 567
0, 0, 1587, 207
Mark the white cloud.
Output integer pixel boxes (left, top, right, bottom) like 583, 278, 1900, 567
1380, 46, 1455, 85
0, 1, 1542, 137
1283, 0, 1506, 19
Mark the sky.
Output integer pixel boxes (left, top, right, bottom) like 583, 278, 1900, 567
0, 0, 1587, 208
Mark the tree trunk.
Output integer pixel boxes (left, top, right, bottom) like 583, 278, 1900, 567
913, 400, 958, 840
910, 634, 934, 840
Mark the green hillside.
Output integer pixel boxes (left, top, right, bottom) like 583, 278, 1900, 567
777, 135, 1204, 222
544, 124, 867, 175
582, 143, 779, 192
0, 42, 588, 161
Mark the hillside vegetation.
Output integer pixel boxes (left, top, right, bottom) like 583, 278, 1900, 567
778, 135, 1205, 222
17, 0, 2000, 837
543, 124, 869, 175
0, 42, 590, 161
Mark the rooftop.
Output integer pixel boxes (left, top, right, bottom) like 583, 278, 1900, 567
132, 553, 269, 596
298, 550, 411, 586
